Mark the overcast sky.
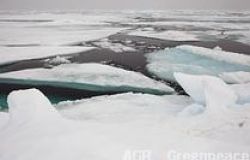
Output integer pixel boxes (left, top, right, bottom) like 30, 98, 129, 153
0, 0, 250, 10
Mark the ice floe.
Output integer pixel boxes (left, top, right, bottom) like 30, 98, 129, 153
172, 73, 250, 145
0, 11, 131, 46
0, 27, 125, 46
1, 10, 250, 159
0, 46, 94, 65
92, 38, 136, 53
58, 93, 192, 122
0, 88, 249, 160
44, 56, 71, 65
0, 11, 135, 26
128, 29, 199, 41
146, 45, 250, 81
0, 63, 174, 94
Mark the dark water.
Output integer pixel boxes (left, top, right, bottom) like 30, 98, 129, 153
0, 82, 123, 109
0, 34, 250, 109
1, 34, 250, 74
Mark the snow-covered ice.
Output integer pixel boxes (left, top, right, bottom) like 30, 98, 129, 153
44, 56, 71, 65
1, 10, 250, 160
0, 12, 130, 46
7, 89, 61, 124
58, 93, 192, 122
172, 73, 250, 146
0, 46, 94, 65
0, 112, 8, 129
0, 27, 125, 46
93, 38, 136, 53
146, 45, 250, 81
128, 29, 199, 41
0, 11, 135, 26
0, 63, 174, 94
123, 10, 250, 45
174, 72, 250, 105
0, 87, 250, 160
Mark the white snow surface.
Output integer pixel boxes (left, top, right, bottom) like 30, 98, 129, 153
0, 46, 94, 65
146, 45, 250, 81
0, 88, 250, 160
0, 63, 174, 93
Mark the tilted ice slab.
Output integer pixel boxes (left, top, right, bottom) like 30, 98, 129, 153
219, 71, 250, 84
7, 89, 61, 124
128, 29, 199, 41
1, 89, 249, 160
0, 46, 94, 65
146, 45, 250, 82
173, 73, 250, 146
174, 72, 250, 105
0, 63, 174, 94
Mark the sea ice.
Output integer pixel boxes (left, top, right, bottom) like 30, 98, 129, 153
173, 73, 250, 145
7, 89, 61, 124
0, 27, 125, 46
0, 89, 249, 160
203, 76, 238, 115
1, 10, 250, 159
44, 56, 71, 65
92, 38, 136, 53
146, 45, 250, 81
128, 29, 199, 41
174, 72, 249, 105
0, 86, 249, 160
0, 46, 94, 65
58, 93, 191, 122
0, 63, 174, 94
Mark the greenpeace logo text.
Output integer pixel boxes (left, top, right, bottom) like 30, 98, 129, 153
167, 150, 250, 160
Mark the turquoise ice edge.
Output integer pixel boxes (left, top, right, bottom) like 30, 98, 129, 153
0, 78, 174, 96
